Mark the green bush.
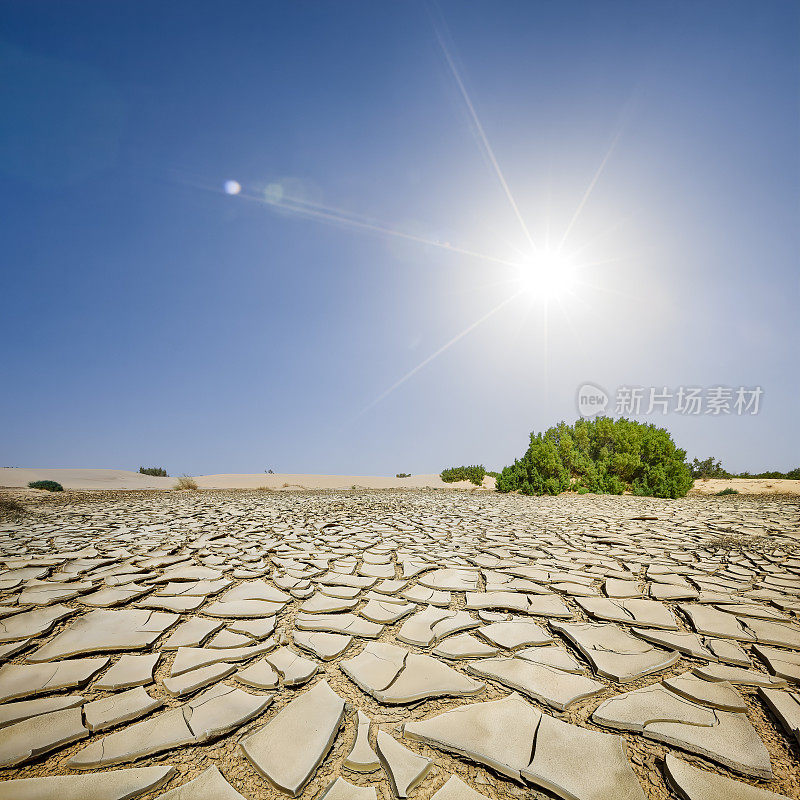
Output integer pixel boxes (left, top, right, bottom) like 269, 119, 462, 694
139, 466, 167, 477
396, 473, 411, 478
716, 488, 739, 496
28, 480, 64, 492
440, 465, 486, 486
496, 418, 693, 499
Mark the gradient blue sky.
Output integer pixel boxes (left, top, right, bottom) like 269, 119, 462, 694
2, 1, 798, 475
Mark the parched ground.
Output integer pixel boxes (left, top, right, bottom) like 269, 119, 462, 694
0, 488, 799, 800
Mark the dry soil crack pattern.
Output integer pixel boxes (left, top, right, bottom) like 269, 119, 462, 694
0, 487, 798, 800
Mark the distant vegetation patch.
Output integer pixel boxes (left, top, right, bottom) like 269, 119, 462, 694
741, 469, 800, 479
691, 457, 799, 480
27, 480, 64, 492
496, 418, 693, 499
396, 473, 411, 478
139, 466, 168, 477
440, 465, 487, 486
174, 476, 198, 490
716, 488, 740, 496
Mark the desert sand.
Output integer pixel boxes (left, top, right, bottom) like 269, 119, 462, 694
0, 467, 496, 491
689, 478, 800, 496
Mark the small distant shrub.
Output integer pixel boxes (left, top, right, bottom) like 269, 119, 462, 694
441, 465, 486, 486
139, 466, 167, 477
690, 457, 729, 479
716, 488, 739, 496
174, 476, 198, 490
28, 480, 63, 492
396, 473, 411, 478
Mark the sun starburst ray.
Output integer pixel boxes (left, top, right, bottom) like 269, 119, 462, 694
557, 129, 623, 251
171, 170, 518, 269
432, 15, 537, 251
360, 291, 521, 415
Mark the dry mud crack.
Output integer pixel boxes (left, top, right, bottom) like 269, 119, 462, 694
0, 488, 798, 799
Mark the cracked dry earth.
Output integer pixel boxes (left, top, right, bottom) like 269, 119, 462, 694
0, 490, 799, 800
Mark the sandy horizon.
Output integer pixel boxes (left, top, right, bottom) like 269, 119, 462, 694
0, 467, 497, 491
3, 467, 799, 495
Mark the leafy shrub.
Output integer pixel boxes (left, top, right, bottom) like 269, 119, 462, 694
496, 418, 693, 499
441, 465, 486, 486
716, 488, 739, 496
174, 476, 198, 490
139, 466, 167, 477
28, 480, 64, 492
396, 473, 411, 478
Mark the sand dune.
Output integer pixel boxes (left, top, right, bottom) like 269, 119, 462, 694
0, 467, 495, 491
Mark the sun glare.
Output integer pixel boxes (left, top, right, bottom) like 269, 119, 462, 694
206, 13, 625, 415
516, 248, 577, 302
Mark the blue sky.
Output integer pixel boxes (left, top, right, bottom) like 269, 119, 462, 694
2, 1, 798, 475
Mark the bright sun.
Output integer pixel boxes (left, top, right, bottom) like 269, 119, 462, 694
516, 248, 577, 302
